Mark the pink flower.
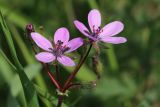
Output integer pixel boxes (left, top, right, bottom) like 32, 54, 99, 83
31, 27, 83, 66
74, 9, 127, 44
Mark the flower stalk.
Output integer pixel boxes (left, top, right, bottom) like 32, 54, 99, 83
63, 44, 92, 92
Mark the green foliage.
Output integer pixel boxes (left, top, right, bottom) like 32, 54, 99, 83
0, 12, 39, 107
0, 0, 160, 107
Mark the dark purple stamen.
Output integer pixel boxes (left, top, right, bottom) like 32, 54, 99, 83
84, 30, 92, 35
92, 26, 102, 36
57, 40, 63, 45
91, 26, 103, 39
62, 47, 70, 53
84, 26, 103, 41
49, 40, 70, 57
49, 48, 54, 51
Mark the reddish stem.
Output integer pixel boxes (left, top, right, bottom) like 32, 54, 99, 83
63, 44, 92, 92
47, 71, 61, 90
44, 63, 61, 89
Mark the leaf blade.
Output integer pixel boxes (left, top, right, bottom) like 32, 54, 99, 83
0, 11, 40, 107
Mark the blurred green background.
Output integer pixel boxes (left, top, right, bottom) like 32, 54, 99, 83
0, 0, 160, 107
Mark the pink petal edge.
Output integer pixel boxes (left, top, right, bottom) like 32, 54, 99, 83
99, 21, 124, 38
100, 37, 127, 44
31, 32, 53, 52
35, 52, 55, 63
74, 20, 90, 37
57, 55, 75, 66
54, 27, 70, 46
66, 37, 83, 53
88, 9, 101, 32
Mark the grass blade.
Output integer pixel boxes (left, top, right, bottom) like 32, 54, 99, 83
0, 11, 39, 107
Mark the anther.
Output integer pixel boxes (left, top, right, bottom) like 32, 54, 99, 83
62, 47, 70, 53
92, 25, 96, 33
84, 30, 91, 35
48, 48, 54, 51
57, 40, 63, 45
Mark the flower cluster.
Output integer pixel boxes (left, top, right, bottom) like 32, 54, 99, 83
26, 9, 128, 107
31, 9, 127, 67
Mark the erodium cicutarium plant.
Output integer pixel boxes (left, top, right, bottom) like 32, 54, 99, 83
26, 9, 127, 107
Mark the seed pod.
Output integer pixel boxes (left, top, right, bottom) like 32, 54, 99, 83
92, 55, 101, 79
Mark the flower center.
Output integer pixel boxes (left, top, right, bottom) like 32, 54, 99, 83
92, 25, 103, 38
49, 40, 70, 57
84, 25, 103, 41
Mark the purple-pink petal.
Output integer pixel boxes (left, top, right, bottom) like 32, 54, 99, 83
35, 52, 55, 63
100, 37, 127, 44
99, 21, 124, 38
54, 27, 69, 46
66, 37, 83, 53
57, 55, 75, 66
31, 32, 53, 52
74, 20, 90, 37
88, 9, 101, 32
